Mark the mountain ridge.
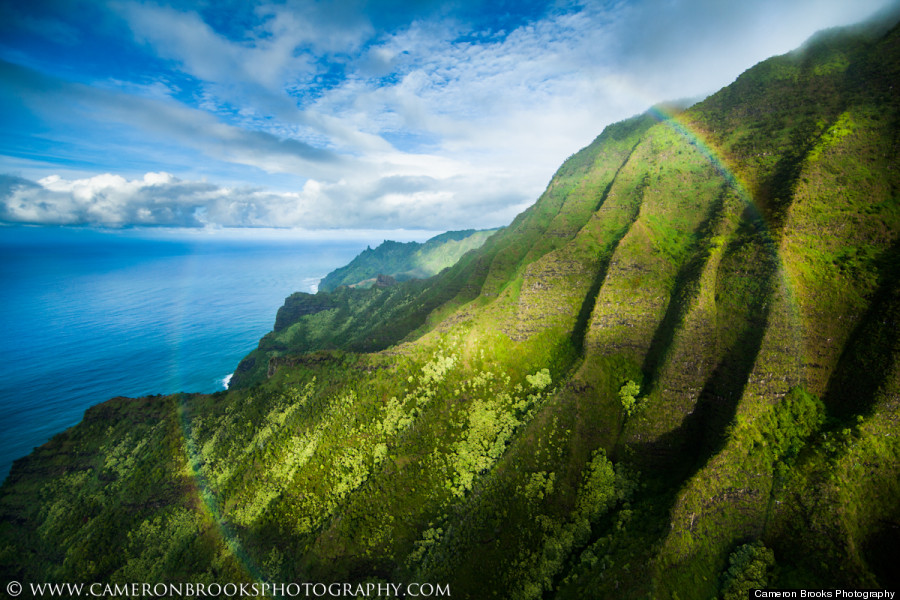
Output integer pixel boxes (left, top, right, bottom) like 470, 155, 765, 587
318, 228, 499, 292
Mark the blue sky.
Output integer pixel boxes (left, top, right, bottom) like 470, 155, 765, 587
0, 0, 895, 231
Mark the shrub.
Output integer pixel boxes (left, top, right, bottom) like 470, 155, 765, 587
719, 541, 776, 600
618, 380, 640, 416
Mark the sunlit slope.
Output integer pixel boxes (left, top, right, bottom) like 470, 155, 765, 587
229, 114, 657, 388
1, 16, 899, 599
318, 229, 499, 292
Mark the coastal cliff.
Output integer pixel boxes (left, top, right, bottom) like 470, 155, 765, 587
1, 16, 899, 599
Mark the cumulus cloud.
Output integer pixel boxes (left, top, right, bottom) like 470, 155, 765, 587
1, 172, 215, 226
0, 171, 527, 230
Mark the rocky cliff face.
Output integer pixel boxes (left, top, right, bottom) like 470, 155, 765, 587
273, 293, 340, 332
1, 16, 899, 599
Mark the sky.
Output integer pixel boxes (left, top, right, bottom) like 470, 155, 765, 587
0, 0, 896, 233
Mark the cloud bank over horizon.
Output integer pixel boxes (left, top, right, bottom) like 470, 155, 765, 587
0, 170, 524, 229
1, 0, 896, 230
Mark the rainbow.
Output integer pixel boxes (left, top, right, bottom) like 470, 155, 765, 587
646, 102, 806, 402
176, 397, 265, 583
168, 102, 808, 584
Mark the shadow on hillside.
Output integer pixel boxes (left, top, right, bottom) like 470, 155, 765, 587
639, 185, 731, 394
571, 145, 644, 354
626, 218, 777, 485
823, 239, 900, 420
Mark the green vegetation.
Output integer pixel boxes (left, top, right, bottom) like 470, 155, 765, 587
618, 380, 640, 416
2, 15, 900, 600
719, 542, 776, 600
319, 229, 499, 292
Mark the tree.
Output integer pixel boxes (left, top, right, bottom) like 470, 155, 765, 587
618, 380, 640, 416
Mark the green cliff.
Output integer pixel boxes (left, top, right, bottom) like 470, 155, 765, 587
230, 229, 498, 389
1, 15, 899, 599
318, 229, 499, 292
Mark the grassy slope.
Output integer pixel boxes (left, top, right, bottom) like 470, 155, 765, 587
318, 229, 499, 292
229, 116, 656, 389
1, 17, 899, 600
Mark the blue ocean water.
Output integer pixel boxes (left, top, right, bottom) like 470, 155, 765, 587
0, 226, 415, 481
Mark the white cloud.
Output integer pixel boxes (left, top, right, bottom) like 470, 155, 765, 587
116, 2, 309, 91
0, 59, 350, 179
3, 0, 897, 231
0, 170, 526, 230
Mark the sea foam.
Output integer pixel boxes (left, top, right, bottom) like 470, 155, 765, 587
303, 276, 323, 294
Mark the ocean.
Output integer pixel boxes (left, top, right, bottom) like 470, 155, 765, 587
0, 226, 429, 481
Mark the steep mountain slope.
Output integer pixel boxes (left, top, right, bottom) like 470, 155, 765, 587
1, 16, 899, 599
230, 114, 658, 388
318, 229, 499, 292
230, 230, 500, 388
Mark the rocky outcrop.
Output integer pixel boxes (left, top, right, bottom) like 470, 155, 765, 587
273, 292, 338, 332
